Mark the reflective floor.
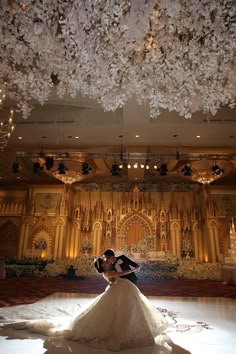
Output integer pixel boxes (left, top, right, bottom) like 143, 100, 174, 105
0, 292, 235, 354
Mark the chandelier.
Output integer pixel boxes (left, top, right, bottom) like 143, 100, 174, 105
0, 82, 15, 151
37, 157, 96, 185
0, 1, 235, 119
179, 160, 233, 185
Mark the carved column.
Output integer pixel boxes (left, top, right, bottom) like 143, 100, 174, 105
208, 221, 220, 262
193, 224, 199, 260
18, 217, 31, 258
67, 220, 80, 258
17, 222, 26, 259
54, 218, 65, 259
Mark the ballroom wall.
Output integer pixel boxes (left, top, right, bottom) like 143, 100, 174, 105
0, 183, 235, 263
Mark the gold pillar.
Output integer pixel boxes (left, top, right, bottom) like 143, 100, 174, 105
209, 229, 216, 262
170, 229, 177, 255
54, 224, 60, 259
22, 221, 30, 258
17, 222, 26, 259
193, 225, 199, 260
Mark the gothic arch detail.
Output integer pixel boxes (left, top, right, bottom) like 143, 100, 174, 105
31, 225, 53, 258
117, 212, 154, 249
92, 221, 103, 255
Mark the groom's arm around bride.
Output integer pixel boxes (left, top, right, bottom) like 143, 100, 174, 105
103, 249, 141, 285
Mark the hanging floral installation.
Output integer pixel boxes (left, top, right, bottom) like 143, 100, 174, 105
0, 0, 235, 119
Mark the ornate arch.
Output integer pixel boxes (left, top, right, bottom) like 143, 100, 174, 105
31, 225, 53, 258
208, 219, 219, 229
117, 212, 155, 250
92, 221, 103, 255
170, 221, 180, 231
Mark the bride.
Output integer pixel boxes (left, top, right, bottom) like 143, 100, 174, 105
0, 258, 172, 352
65, 257, 172, 351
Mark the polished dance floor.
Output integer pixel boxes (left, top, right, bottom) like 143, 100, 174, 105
0, 292, 235, 354
0, 277, 236, 354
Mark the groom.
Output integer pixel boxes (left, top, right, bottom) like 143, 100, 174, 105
103, 248, 140, 285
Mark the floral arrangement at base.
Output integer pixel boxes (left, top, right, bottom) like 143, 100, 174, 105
45, 256, 95, 277
176, 259, 223, 281
4, 255, 224, 280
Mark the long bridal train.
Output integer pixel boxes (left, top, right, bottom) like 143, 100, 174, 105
0, 278, 191, 353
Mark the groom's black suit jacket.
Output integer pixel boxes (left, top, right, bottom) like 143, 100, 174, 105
115, 254, 138, 285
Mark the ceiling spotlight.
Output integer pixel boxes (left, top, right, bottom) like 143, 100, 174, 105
127, 163, 131, 169
57, 163, 66, 174
140, 163, 145, 169
153, 164, 158, 170
133, 162, 138, 168
12, 161, 19, 173
158, 163, 168, 176
81, 162, 92, 175
211, 164, 224, 176
110, 163, 121, 176
181, 164, 192, 176
45, 157, 54, 170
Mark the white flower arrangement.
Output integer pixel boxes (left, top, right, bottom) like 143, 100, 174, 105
0, 1, 235, 119
34, 239, 47, 250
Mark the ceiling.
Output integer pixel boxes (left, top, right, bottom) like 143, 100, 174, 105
1, 92, 236, 188
0, 2, 235, 189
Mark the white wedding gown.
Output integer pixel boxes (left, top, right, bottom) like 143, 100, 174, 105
0, 278, 172, 352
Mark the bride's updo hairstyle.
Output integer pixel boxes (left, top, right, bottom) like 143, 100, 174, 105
94, 257, 104, 273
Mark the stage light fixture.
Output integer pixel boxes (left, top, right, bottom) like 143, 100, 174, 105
57, 163, 66, 174
110, 163, 121, 176
211, 164, 224, 176
181, 164, 192, 176
158, 163, 168, 176
81, 162, 92, 175
45, 157, 54, 170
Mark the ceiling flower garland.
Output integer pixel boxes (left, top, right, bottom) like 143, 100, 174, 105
0, 0, 235, 119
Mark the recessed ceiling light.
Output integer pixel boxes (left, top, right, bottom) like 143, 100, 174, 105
17, 176, 21, 179
229, 135, 234, 138
75, 136, 79, 139
173, 134, 178, 138
135, 134, 139, 138
18, 136, 23, 139
68, 136, 72, 138
42, 136, 46, 139
196, 135, 200, 138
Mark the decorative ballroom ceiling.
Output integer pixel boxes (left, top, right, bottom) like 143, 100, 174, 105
0, 1, 235, 187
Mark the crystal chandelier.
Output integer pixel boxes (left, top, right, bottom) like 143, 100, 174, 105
179, 160, 233, 185
40, 158, 96, 185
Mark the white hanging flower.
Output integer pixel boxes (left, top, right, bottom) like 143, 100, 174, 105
0, 0, 235, 119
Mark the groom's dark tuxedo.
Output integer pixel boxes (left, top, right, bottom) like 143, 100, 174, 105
113, 254, 138, 285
